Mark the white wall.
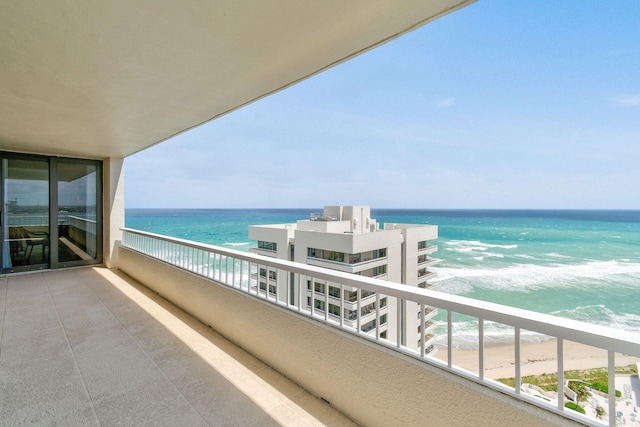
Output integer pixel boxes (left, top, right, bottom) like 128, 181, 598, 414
103, 157, 124, 268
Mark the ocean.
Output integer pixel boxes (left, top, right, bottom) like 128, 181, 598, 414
125, 209, 640, 346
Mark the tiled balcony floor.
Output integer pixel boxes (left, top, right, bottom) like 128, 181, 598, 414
0, 267, 357, 426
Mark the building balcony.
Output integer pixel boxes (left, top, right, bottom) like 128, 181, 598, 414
417, 268, 437, 280
418, 245, 438, 255
0, 267, 355, 426
109, 229, 640, 426
417, 281, 436, 290
248, 247, 278, 258
417, 256, 439, 267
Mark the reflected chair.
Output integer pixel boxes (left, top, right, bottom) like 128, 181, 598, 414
22, 228, 49, 263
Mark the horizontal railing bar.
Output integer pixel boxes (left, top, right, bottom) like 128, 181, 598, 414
122, 228, 640, 356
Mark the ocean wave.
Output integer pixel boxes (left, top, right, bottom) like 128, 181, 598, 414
445, 240, 519, 250
434, 312, 640, 350
224, 242, 251, 246
551, 305, 640, 333
515, 254, 538, 260
484, 252, 504, 258
545, 252, 575, 259
433, 259, 640, 294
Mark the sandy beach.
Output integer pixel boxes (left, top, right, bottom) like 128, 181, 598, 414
435, 339, 640, 380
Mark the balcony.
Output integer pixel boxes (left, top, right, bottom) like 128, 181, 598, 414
417, 255, 439, 267
118, 228, 640, 426
0, 267, 355, 425
418, 244, 439, 255
417, 268, 437, 280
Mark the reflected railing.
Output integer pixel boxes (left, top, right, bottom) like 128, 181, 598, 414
68, 216, 97, 257
122, 228, 640, 427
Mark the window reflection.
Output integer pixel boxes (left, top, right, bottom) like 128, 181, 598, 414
57, 162, 98, 263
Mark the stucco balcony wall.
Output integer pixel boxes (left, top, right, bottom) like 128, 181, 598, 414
119, 246, 577, 427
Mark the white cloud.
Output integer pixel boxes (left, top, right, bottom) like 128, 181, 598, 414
613, 94, 640, 106
436, 97, 456, 108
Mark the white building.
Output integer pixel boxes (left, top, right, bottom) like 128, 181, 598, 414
249, 205, 439, 353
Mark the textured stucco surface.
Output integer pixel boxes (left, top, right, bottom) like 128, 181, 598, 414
120, 248, 581, 427
0, 1, 474, 159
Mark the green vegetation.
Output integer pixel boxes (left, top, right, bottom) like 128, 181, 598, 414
497, 364, 635, 395
565, 402, 586, 414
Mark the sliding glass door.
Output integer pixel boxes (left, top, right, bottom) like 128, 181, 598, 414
1, 153, 102, 273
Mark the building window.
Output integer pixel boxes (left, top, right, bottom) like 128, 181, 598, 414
328, 304, 340, 317
361, 319, 377, 333
259, 268, 276, 280
418, 268, 432, 278
349, 248, 387, 264
328, 285, 341, 298
380, 297, 387, 308
258, 241, 277, 251
309, 247, 387, 265
380, 314, 387, 325
314, 282, 325, 294
418, 240, 428, 250
345, 290, 358, 302
314, 299, 325, 311
361, 289, 375, 299
361, 302, 376, 317
307, 248, 345, 263
356, 265, 387, 278
418, 254, 430, 264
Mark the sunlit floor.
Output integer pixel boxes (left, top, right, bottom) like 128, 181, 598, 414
0, 267, 357, 426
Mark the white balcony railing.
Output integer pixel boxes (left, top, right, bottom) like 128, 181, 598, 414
122, 228, 640, 427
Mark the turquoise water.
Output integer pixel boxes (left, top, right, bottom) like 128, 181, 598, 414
126, 209, 640, 342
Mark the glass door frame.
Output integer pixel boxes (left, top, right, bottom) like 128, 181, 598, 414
0, 152, 103, 273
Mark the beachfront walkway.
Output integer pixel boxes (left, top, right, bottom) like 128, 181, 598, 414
0, 267, 357, 426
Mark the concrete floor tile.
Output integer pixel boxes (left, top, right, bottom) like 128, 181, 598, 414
54, 301, 122, 343
2, 303, 60, 335
4, 287, 51, 310
91, 373, 206, 426
0, 324, 69, 365
0, 355, 96, 426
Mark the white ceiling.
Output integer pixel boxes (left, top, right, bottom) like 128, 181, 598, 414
0, 0, 474, 160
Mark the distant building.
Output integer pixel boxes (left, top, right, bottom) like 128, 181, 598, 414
249, 205, 439, 354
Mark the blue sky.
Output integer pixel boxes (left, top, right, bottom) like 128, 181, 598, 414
126, 1, 639, 209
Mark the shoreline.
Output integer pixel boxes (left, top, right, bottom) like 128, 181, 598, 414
434, 339, 640, 380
